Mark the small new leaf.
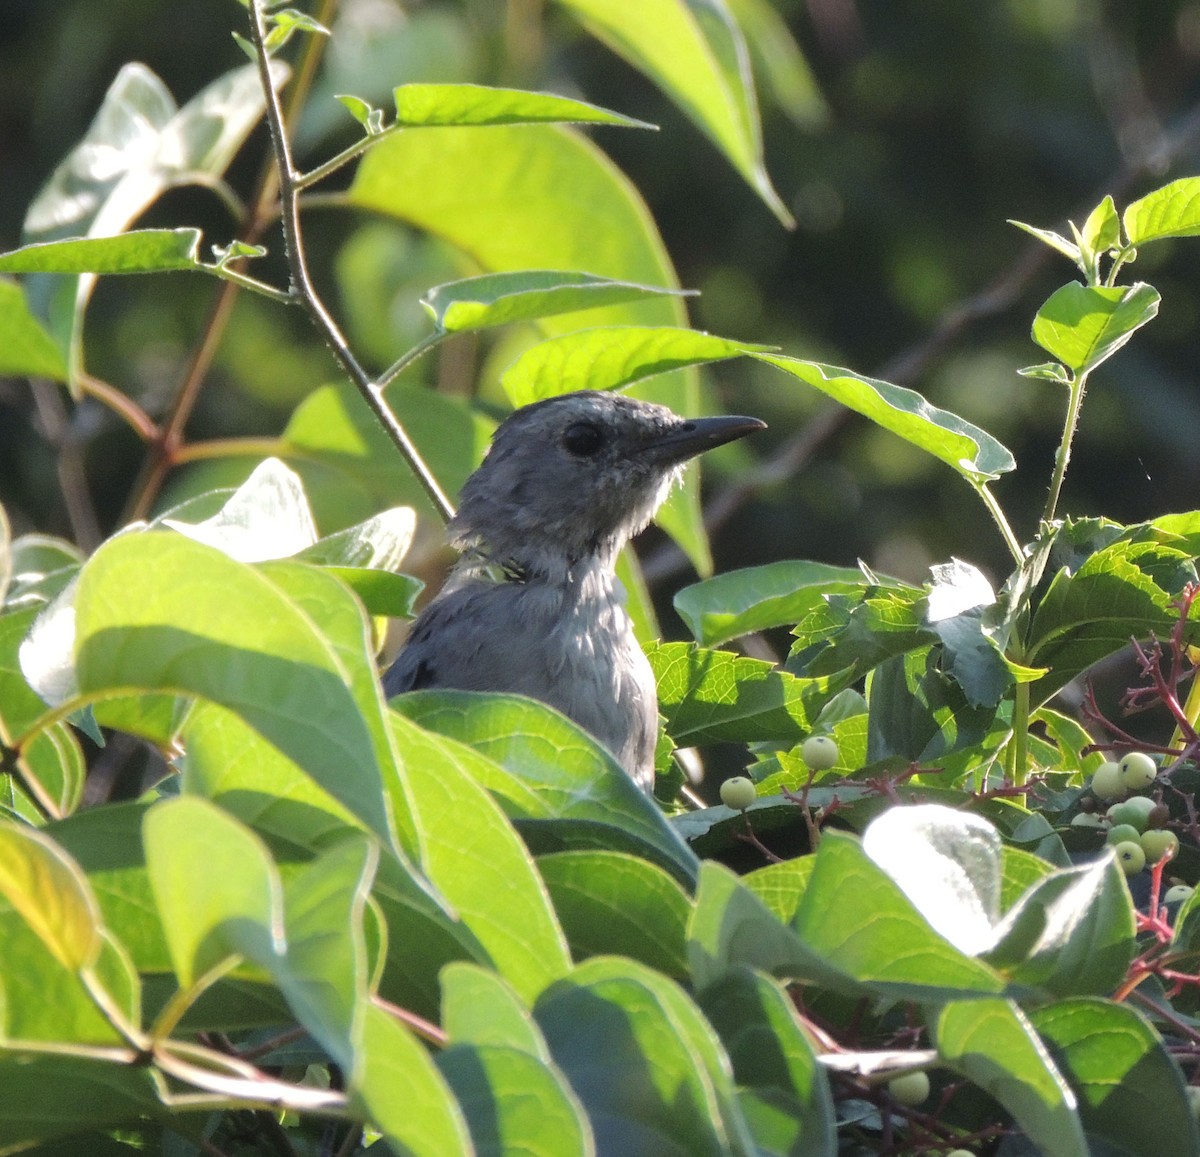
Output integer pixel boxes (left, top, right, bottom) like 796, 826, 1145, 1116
336, 94, 386, 135
1017, 362, 1071, 384
211, 240, 267, 269
1009, 219, 1083, 269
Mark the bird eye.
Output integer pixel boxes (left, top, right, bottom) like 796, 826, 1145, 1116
562, 421, 605, 457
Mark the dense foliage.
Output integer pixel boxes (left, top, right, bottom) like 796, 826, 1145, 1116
5, 2, 1200, 1155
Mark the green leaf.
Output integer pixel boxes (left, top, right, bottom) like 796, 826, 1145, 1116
934, 999, 1088, 1157
0, 1056, 162, 1153
143, 797, 283, 989
1031, 281, 1160, 374
23, 61, 286, 392
552, 0, 791, 225
648, 641, 842, 745
675, 560, 891, 647
19, 722, 86, 818
0, 607, 54, 741
322, 567, 423, 618
502, 325, 771, 405
72, 532, 402, 853
295, 506, 416, 570
1030, 997, 1200, 1157
274, 835, 377, 1072
1025, 537, 1196, 705
538, 850, 692, 979
697, 967, 837, 1157
395, 710, 572, 1003
1018, 360, 1072, 384
1009, 218, 1083, 265
754, 354, 1014, 482
687, 860, 854, 993
394, 81, 655, 129
793, 831, 1006, 998
424, 270, 693, 334
0, 280, 69, 379
437, 1044, 594, 1157
860, 804, 1002, 956
391, 690, 700, 888
725, 0, 828, 129
440, 962, 553, 1058
982, 855, 1135, 996
158, 457, 317, 561
535, 955, 757, 1157
0, 821, 102, 971
352, 1003, 474, 1156
1078, 195, 1120, 264
1123, 176, 1200, 245
0, 229, 203, 275
346, 121, 713, 572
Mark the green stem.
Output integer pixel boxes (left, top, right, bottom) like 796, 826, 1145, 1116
207, 264, 294, 303
1010, 680, 1031, 800
1043, 367, 1089, 525
974, 482, 1024, 565
377, 330, 446, 390
295, 123, 403, 190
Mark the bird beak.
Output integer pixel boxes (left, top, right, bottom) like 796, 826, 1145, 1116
642, 414, 767, 465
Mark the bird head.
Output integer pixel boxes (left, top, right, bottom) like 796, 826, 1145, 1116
449, 390, 766, 574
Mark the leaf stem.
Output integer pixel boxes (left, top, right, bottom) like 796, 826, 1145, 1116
247, 0, 455, 524
377, 330, 446, 390
1043, 367, 1089, 525
1010, 680, 1031, 799
295, 123, 403, 191
973, 482, 1024, 565
207, 263, 295, 303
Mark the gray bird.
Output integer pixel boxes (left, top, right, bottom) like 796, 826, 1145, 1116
383, 390, 765, 790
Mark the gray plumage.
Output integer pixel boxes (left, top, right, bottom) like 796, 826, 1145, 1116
383, 390, 765, 790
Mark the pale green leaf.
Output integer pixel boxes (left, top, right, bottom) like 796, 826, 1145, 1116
502, 325, 770, 404
424, 270, 692, 333
754, 354, 1015, 482
1032, 281, 1160, 374
394, 82, 655, 129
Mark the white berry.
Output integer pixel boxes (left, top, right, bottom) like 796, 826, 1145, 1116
801, 735, 839, 770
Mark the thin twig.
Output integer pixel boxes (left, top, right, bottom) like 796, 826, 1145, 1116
29, 379, 103, 552
247, 0, 455, 524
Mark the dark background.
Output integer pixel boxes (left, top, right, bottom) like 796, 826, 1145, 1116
3, 0, 1200, 622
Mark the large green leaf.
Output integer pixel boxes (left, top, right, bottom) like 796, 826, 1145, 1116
391, 81, 654, 129
352, 1003, 474, 1156
143, 797, 283, 989
391, 690, 699, 887
538, 850, 692, 980
437, 1044, 594, 1157
675, 560, 896, 647
0, 229, 204, 275
394, 710, 572, 1003
1024, 537, 1197, 705
1030, 998, 1200, 1157
697, 966, 837, 1157
0, 821, 102, 972
535, 955, 756, 1157
551, 0, 790, 225
934, 999, 1088, 1157
793, 832, 1006, 998
0, 279, 68, 380
754, 354, 1014, 483
648, 641, 842, 745
1031, 281, 1160, 374
70, 532, 402, 853
347, 121, 713, 572
501, 325, 770, 405
1123, 177, 1200, 245
423, 270, 692, 333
